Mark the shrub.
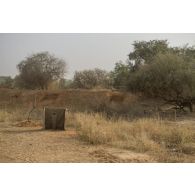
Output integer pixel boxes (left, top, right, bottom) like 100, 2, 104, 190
73, 68, 111, 89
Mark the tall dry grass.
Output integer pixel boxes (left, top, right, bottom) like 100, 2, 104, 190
66, 112, 195, 162
1, 104, 194, 162
0, 108, 42, 122
0, 109, 24, 122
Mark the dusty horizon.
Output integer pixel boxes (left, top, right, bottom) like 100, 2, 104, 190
1, 33, 195, 79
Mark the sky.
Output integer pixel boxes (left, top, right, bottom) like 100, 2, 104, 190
1, 33, 195, 79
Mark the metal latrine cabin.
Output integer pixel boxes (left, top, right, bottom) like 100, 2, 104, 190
43, 107, 66, 130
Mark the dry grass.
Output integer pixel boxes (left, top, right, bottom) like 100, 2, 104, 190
0, 109, 24, 122
0, 108, 42, 122
67, 112, 195, 162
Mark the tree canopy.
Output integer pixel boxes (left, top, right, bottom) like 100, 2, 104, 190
15, 52, 67, 89
128, 40, 169, 69
128, 53, 195, 99
112, 40, 195, 110
110, 62, 131, 89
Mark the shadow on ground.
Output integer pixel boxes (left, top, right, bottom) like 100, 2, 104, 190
0, 129, 65, 134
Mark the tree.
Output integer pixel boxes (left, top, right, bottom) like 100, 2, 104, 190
128, 40, 169, 70
110, 61, 131, 89
73, 68, 110, 89
171, 44, 195, 62
128, 52, 195, 111
0, 76, 13, 88
59, 78, 74, 89
111, 40, 171, 90
16, 52, 67, 89
109, 40, 195, 111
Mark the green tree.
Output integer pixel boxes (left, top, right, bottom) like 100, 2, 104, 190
110, 62, 131, 89
111, 40, 170, 90
128, 40, 169, 70
171, 44, 195, 62
128, 52, 195, 111
16, 52, 67, 89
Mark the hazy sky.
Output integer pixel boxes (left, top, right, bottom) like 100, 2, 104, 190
1, 33, 195, 79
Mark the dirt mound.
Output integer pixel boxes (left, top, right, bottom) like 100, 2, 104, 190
90, 149, 125, 163
64, 129, 78, 137
89, 148, 155, 163
0, 88, 165, 119
0, 88, 142, 116
14, 120, 42, 127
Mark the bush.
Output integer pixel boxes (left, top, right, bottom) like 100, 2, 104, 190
0, 76, 13, 88
128, 53, 195, 104
73, 68, 111, 89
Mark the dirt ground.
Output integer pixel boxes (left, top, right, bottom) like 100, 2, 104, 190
0, 121, 154, 163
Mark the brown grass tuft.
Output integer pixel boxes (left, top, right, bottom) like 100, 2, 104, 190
67, 112, 195, 162
0, 108, 42, 123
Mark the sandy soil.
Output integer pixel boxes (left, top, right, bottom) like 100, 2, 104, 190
0, 121, 154, 163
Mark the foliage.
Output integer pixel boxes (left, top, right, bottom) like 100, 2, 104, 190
110, 62, 131, 89
110, 40, 195, 110
128, 52, 195, 104
0, 76, 13, 88
128, 40, 169, 69
111, 40, 171, 90
15, 52, 67, 89
73, 68, 111, 89
59, 78, 74, 89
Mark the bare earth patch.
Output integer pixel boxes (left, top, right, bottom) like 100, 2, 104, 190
89, 148, 155, 162
0, 122, 154, 163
